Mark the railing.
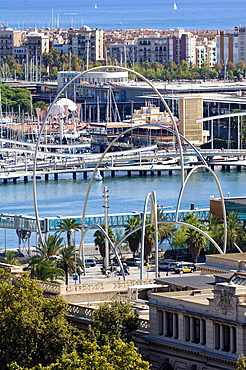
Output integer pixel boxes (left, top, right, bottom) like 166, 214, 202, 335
66, 303, 149, 332
60, 279, 155, 295
41, 279, 155, 295
0, 208, 210, 232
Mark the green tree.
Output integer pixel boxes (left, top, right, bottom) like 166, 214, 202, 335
125, 216, 142, 257
227, 212, 244, 253
0, 271, 76, 368
9, 340, 150, 370
35, 234, 64, 259
143, 210, 174, 263
207, 214, 224, 253
91, 300, 139, 345
237, 355, 246, 369
182, 213, 207, 262
30, 258, 64, 283
56, 218, 81, 246
227, 61, 236, 71
0, 250, 20, 265
236, 60, 245, 71
56, 245, 83, 285
94, 224, 116, 264
214, 62, 223, 73
1, 84, 31, 112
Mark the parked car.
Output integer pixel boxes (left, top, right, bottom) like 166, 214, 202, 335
158, 261, 179, 271
85, 258, 97, 267
124, 257, 141, 266
174, 265, 195, 274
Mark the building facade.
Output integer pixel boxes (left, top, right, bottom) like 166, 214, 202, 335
0, 27, 22, 58
67, 26, 103, 63
138, 272, 246, 370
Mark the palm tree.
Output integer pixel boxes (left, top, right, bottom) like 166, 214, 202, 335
207, 214, 224, 253
143, 210, 174, 263
0, 251, 20, 265
157, 209, 175, 245
56, 245, 83, 285
55, 218, 81, 246
183, 213, 207, 262
25, 255, 65, 283
94, 224, 115, 266
26, 257, 65, 283
227, 212, 244, 253
35, 234, 64, 259
124, 217, 142, 257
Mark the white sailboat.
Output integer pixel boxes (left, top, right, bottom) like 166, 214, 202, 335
94, 169, 103, 181
173, 3, 177, 10
94, 4, 98, 9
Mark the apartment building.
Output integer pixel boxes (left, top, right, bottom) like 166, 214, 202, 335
0, 27, 22, 58
138, 271, 246, 370
109, 42, 137, 66
168, 29, 197, 65
216, 30, 235, 65
25, 32, 49, 61
137, 36, 169, 64
196, 41, 217, 68
67, 26, 103, 63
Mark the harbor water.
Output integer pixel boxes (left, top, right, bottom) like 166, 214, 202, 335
1, 167, 246, 250
1, 0, 246, 32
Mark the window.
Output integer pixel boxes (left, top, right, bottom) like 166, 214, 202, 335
158, 310, 164, 335
223, 325, 230, 352
193, 318, 200, 344
231, 327, 237, 353
166, 312, 173, 337
185, 315, 190, 341
174, 313, 179, 339
215, 323, 220, 349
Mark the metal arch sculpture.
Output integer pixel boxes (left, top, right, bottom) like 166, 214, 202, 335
78, 122, 190, 275
139, 191, 159, 280
33, 65, 185, 246
175, 164, 227, 253
31, 65, 228, 277
113, 220, 223, 278
82, 224, 126, 280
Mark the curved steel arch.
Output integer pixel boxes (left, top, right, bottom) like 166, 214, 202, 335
114, 219, 223, 276
31, 65, 228, 278
78, 120, 209, 273
33, 65, 185, 246
175, 164, 227, 253
139, 191, 159, 280
82, 223, 126, 280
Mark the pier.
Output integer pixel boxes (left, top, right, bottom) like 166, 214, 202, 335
0, 208, 210, 233
1, 140, 246, 183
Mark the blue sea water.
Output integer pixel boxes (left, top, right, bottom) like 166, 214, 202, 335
1, 0, 246, 31
1, 168, 246, 249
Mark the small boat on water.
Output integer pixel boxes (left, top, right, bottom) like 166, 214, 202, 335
94, 4, 98, 9
94, 169, 103, 181
173, 3, 177, 10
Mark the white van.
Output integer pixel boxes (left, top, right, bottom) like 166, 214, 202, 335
85, 258, 96, 267
158, 261, 179, 271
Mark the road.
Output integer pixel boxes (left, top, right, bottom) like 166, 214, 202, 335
68, 263, 201, 285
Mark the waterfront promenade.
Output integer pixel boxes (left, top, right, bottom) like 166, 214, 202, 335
0, 144, 246, 183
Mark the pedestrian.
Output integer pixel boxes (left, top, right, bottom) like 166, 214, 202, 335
158, 271, 160, 278
179, 269, 183, 277
166, 271, 169, 277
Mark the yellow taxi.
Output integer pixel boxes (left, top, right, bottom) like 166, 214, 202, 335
174, 265, 195, 274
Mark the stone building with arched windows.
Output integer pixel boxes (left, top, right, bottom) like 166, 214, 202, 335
136, 272, 246, 370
